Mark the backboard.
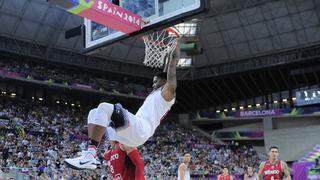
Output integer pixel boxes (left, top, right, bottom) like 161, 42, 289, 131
84, 0, 205, 54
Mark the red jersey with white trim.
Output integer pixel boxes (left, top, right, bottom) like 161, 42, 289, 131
218, 175, 232, 180
104, 144, 145, 180
262, 160, 283, 180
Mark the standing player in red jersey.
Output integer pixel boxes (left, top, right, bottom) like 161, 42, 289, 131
104, 141, 145, 180
217, 167, 233, 180
257, 146, 291, 180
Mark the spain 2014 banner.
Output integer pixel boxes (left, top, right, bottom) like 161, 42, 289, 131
48, 0, 142, 34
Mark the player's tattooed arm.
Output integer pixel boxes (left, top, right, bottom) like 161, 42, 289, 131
282, 161, 292, 180
256, 162, 265, 180
162, 38, 180, 102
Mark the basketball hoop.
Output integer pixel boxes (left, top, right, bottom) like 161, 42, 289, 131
142, 27, 180, 68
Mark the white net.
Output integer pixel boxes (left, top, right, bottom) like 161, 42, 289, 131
142, 28, 179, 68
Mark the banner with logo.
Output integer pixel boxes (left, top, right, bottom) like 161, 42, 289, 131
72, 83, 94, 89
212, 131, 264, 139
200, 107, 320, 119
193, 143, 217, 149
50, 0, 142, 33
235, 109, 284, 117
0, 68, 24, 78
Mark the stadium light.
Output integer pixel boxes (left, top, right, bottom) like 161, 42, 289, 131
178, 58, 192, 67
32, 96, 35, 100
248, 105, 252, 108
239, 106, 244, 110
256, 103, 260, 107
292, 97, 296, 101
38, 97, 43, 101
78, 104, 81, 107
224, 109, 228, 112
273, 100, 278, 104
71, 103, 75, 107
283, 99, 287, 102
56, 100, 60, 104
216, 110, 220, 113
10, 93, 16, 97
65, 102, 68, 105
231, 107, 236, 111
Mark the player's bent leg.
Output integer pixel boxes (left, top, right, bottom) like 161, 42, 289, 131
95, 102, 129, 129
95, 102, 114, 124
110, 103, 129, 129
86, 107, 109, 145
79, 102, 152, 147
65, 108, 108, 170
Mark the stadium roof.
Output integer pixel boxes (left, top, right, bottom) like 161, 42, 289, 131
0, 0, 320, 112
0, 0, 320, 68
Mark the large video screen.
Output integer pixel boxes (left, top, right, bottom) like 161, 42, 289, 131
296, 88, 320, 106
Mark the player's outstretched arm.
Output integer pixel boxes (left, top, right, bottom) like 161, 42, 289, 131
161, 39, 180, 102
256, 162, 265, 180
282, 161, 292, 180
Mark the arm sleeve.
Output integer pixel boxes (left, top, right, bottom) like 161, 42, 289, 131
128, 149, 145, 180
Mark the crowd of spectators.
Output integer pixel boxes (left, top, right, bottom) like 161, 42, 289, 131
0, 99, 264, 179
0, 100, 107, 179
0, 58, 150, 97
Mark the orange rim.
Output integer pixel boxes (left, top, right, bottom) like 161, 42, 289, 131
165, 27, 180, 38
142, 27, 180, 47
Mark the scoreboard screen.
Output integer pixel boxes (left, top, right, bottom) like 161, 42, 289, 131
296, 88, 320, 106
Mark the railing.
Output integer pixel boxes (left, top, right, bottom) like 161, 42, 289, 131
0, 67, 146, 100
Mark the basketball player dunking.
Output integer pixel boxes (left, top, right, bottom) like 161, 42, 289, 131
257, 146, 291, 180
65, 39, 181, 170
217, 167, 233, 180
178, 153, 191, 180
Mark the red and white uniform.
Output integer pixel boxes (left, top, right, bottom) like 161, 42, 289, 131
218, 175, 232, 180
104, 144, 145, 180
262, 160, 283, 180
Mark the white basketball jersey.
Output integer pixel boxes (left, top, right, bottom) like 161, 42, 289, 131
135, 88, 175, 133
178, 169, 190, 180
106, 88, 175, 147
246, 173, 257, 180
